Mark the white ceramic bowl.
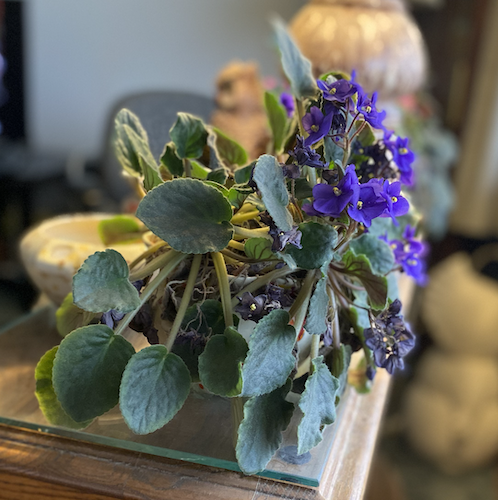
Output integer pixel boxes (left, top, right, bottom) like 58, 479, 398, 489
20, 213, 147, 306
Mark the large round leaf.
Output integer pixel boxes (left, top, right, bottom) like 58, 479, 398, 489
73, 249, 140, 313
136, 178, 233, 254
35, 347, 94, 429
120, 345, 191, 434
52, 324, 135, 422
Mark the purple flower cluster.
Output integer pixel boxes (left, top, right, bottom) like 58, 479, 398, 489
380, 226, 428, 285
235, 284, 292, 323
364, 299, 416, 374
288, 135, 327, 169
260, 212, 303, 252
302, 165, 409, 227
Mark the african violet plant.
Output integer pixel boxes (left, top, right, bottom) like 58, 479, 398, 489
34, 20, 426, 475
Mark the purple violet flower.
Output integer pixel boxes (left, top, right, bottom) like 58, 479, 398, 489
101, 309, 125, 329
289, 135, 327, 169
364, 299, 416, 374
380, 180, 410, 224
280, 91, 295, 118
348, 178, 387, 227
311, 164, 359, 217
356, 90, 386, 130
260, 212, 303, 252
302, 106, 334, 147
317, 78, 358, 104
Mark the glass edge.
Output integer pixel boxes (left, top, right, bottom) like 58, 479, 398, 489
0, 415, 319, 487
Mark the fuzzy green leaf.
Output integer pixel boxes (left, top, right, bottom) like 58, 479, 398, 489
56, 292, 96, 337
349, 233, 394, 276
342, 250, 388, 309
284, 222, 337, 270
241, 309, 296, 397
160, 141, 184, 176
265, 91, 287, 153
305, 277, 329, 336
98, 215, 142, 246
140, 155, 163, 191
236, 380, 294, 475
198, 327, 248, 397
211, 126, 248, 166
234, 163, 255, 184
328, 345, 352, 399
244, 238, 274, 261
324, 136, 344, 165
136, 178, 233, 254
253, 154, 293, 232
35, 347, 94, 429
120, 345, 191, 434
73, 249, 140, 313
53, 324, 135, 422
113, 109, 150, 176
297, 356, 339, 455
169, 112, 208, 159
272, 18, 317, 99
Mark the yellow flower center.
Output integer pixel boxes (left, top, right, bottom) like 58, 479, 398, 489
399, 147, 408, 155
357, 201, 363, 209
365, 105, 372, 113
390, 243, 397, 250
407, 259, 417, 266
333, 187, 342, 196
391, 196, 398, 203
331, 88, 337, 94
311, 124, 319, 132
250, 303, 257, 311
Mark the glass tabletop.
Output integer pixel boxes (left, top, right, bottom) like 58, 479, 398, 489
0, 306, 345, 488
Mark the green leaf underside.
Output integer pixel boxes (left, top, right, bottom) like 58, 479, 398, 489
114, 109, 150, 176
198, 327, 248, 397
211, 127, 248, 166
169, 112, 208, 159
253, 154, 293, 232
120, 345, 191, 435
324, 136, 343, 165
136, 178, 233, 254
140, 155, 163, 191
56, 292, 95, 337
53, 325, 135, 422
241, 309, 296, 397
236, 380, 294, 475
272, 18, 317, 100
265, 91, 287, 153
305, 277, 329, 336
244, 238, 275, 261
343, 251, 388, 309
284, 222, 337, 270
349, 234, 394, 276
98, 216, 142, 246
72, 249, 140, 313
160, 142, 184, 177
35, 347, 93, 429
297, 356, 339, 455
234, 164, 254, 185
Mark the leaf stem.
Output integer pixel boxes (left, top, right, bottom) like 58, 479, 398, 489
116, 251, 187, 337
231, 210, 260, 225
289, 270, 316, 339
233, 226, 270, 240
229, 240, 246, 252
211, 252, 234, 328
165, 254, 203, 352
129, 249, 177, 282
183, 158, 191, 178
128, 240, 167, 270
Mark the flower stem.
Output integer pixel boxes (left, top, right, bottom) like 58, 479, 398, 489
211, 252, 234, 328
115, 251, 187, 337
165, 254, 202, 352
